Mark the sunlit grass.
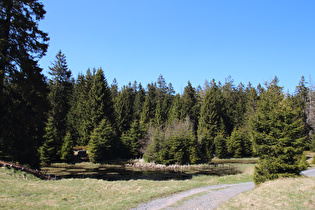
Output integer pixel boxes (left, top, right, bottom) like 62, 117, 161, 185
0, 163, 254, 209
218, 176, 315, 209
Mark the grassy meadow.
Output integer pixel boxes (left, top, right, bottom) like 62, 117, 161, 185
0, 162, 254, 209
218, 176, 315, 209
1, 154, 314, 209
218, 152, 315, 210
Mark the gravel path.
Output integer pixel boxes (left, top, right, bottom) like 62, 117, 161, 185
301, 168, 315, 177
133, 168, 315, 210
133, 182, 255, 210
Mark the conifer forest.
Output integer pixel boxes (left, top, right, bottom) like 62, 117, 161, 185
1, 0, 315, 184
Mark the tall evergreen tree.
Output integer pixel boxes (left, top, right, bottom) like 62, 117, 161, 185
110, 78, 119, 102
245, 82, 259, 120
39, 117, 59, 165
47, 50, 72, 141
88, 119, 115, 163
294, 76, 312, 145
0, 0, 49, 167
181, 81, 199, 129
168, 94, 182, 124
154, 101, 163, 126
133, 83, 146, 120
0, 0, 49, 97
89, 68, 114, 127
222, 76, 236, 135
140, 83, 157, 124
67, 73, 89, 145
198, 80, 226, 161
156, 74, 168, 101
234, 83, 248, 128
214, 134, 227, 158
114, 85, 135, 134
140, 95, 151, 124
251, 77, 307, 185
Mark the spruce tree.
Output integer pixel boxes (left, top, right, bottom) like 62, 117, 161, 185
227, 127, 252, 158
214, 134, 227, 158
144, 118, 199, 165
0, 0, 49, 168
156, 74, 168, 101
168, 94, 182, 124
110, 78, 119, 102
39, 117, 59, 165
114, 85, 135, 134
0, 0, 49, 97
140, 96, 151, 124
133, 83, 146, 120
161, 94, 170, 122
294, 76, 312, 146
75, 68, 115, 146
251, 77, 307, 185
88, 119, 115, 163
198, 80, 226, 161
89, 68, 114, 127
140, 83, 157, 124
167, 117, 199, 164
154, 101, 163, 126
143, 128, 162, 163
234, 83, 248, 128
47, 50, 72, 142
60, 131, 74, 162
222, 76, 236, 135
121, 120, 144, 158
67, 73, 89, 145
181, 81, 199, 129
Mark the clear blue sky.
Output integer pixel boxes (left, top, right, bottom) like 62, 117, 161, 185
39, 0, 315, 94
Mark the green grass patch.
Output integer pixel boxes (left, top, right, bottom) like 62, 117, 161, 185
218, 176, 315, 210
0, 163, 254, 209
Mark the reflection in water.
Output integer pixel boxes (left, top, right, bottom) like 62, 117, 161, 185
57, 167, 193, 181
44, 164, 238, 181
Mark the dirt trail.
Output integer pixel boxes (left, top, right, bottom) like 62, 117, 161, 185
133, 182, 255, 210
133, 168, 315, 210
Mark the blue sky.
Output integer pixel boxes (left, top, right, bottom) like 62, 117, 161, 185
39, 0, 315, 94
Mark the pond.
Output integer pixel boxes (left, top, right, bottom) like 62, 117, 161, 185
41, 162, 239, 181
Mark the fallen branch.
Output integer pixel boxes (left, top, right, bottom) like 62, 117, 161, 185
0, 160, 56, 180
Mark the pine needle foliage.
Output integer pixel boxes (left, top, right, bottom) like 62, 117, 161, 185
39, 117, 59, 165
88, 119, 115, 163
60, 131, 74, 162
251, 78, 307, 185
144, 117, 199, 165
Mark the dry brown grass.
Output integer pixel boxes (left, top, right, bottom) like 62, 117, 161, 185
218, 176, 315, 209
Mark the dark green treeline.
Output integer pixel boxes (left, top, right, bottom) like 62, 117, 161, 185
37, 51, 315, 169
